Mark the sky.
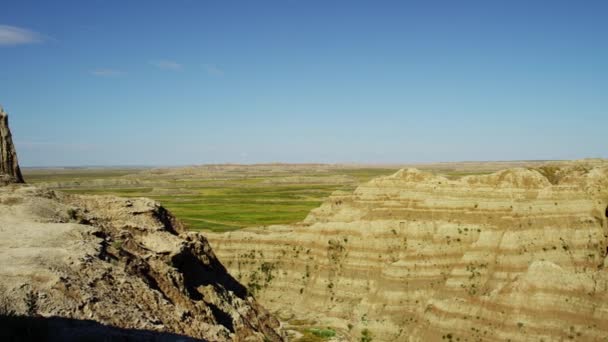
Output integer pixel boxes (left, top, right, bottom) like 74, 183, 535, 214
0, 0, 606, 166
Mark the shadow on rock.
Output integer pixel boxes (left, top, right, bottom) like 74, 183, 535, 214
0, 314, 207, 342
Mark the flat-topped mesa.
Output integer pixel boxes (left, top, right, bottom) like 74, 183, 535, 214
0, 105, 25, 185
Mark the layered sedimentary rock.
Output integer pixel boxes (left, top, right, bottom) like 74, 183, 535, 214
0, 106, 24, 184
208, 162, 608, 341
0, 186, 285, 341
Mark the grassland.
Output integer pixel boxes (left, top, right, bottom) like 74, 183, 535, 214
23, 165, 397, 232
24, 161, 551, 232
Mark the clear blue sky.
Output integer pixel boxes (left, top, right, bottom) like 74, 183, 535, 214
1, 0, 606, 166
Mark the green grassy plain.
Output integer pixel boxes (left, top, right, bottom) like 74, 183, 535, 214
24, 166, 397, 232
24, 161, 532, 232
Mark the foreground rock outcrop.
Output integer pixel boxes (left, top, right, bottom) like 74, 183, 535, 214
0, 186, 285, 341
208, 161, 608, 341
0, 106, 24, 184
0, 103, 284, 341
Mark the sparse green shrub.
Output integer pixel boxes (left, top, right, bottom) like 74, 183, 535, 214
247, 281, 262, 296
67, 208, 78, 220
260, 262, 275, 283
309, 327, 336, 339
112, 239, 123, 250
360, 328, 373, 342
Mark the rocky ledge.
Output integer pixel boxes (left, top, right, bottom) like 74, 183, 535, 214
0, 185, 285, 341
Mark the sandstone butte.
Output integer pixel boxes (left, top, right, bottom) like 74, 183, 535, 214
0, 106, 286, 341
207, 161, 608, 341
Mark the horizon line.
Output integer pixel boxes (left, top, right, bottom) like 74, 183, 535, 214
19, 158, 598, 170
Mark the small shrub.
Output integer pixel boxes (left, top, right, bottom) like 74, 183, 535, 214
112, 239, 124, 250
309, 327, 336, 338
67, 208, 78, 220
260, 262, 275, 283
361, 328, 373, 342
0, 299, 16, 317
24, 291, 38, 316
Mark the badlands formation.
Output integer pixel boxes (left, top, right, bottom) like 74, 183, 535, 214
0, 108, 284, 341
208, 161, 608, 341
3, 103, 608, 341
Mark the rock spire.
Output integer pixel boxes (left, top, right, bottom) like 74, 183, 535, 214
0, 105, 25, 184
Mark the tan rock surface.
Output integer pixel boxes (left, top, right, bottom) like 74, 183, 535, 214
0, 185, 285, 341
208, 162, 608, 341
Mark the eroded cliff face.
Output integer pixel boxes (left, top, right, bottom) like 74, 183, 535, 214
207, 162, 608, 341
0, 185, 284, 341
